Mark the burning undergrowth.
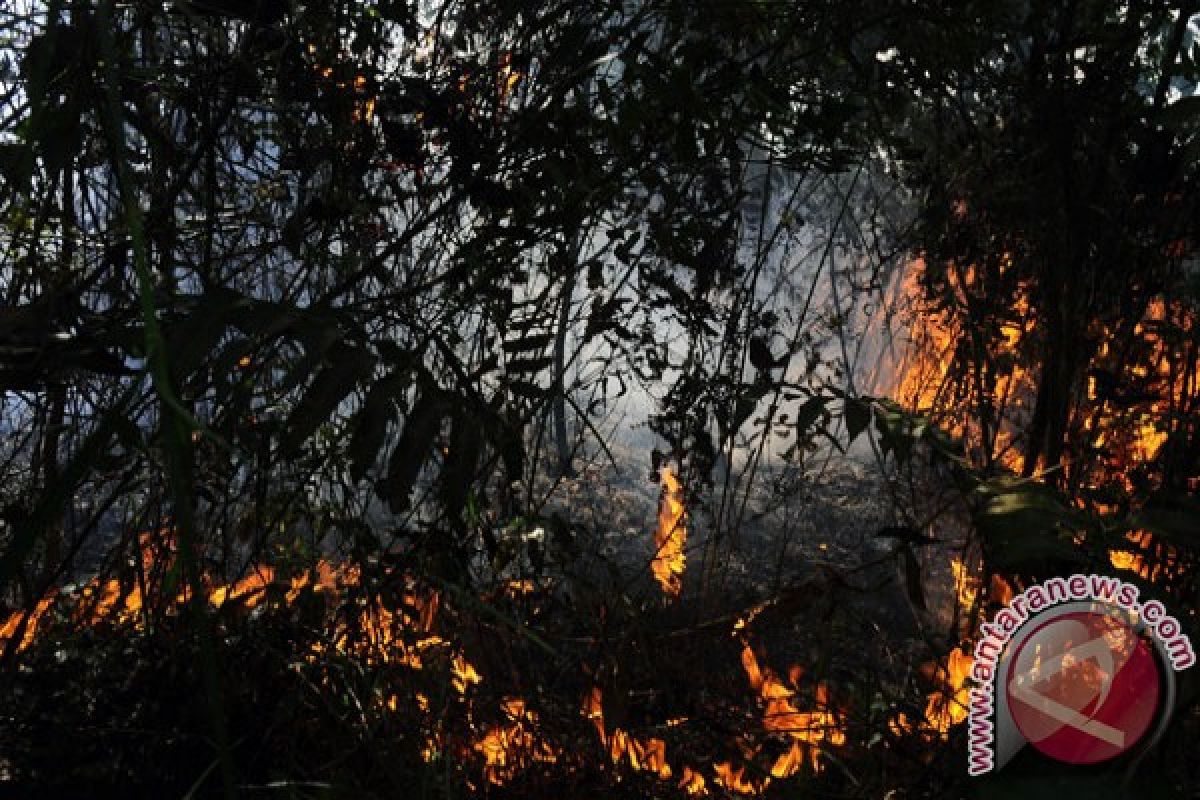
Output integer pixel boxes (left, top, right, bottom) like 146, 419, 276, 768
873, 250, 1200, 784
0, 456, 995, 800
0, 513, 919, 798
4, 245, 1194, 797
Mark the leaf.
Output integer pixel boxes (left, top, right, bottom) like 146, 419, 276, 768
281, 207, 308, 256
730, 394, 759, 434
794, 395, 828, 441
1126, 493, 1200, 550
973, 482, 1088, 570
440, 408, 483, 532
22, 23, 85, 109
383, 385, 446, 513
844, 397, 872, 444
1156, 95, 1200, 130
506, 378, 547, 398
348, 373, 405, 483
900, 546, 927, 611
505, 355, 555, 375
280, 343, 376, 455
0, 144, 34, 194
502, 332, 555, 353
30, 106, 81, 177
165, 293, 241, 379
214, 288, 321, 346
496, 407, 526, 482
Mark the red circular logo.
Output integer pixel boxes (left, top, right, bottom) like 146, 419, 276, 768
1005, 610, 1160, 764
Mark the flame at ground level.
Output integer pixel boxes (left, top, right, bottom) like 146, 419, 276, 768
475, 698, 559, 785
731, 640, 846, 790
1, 536, 856, 795
583, 687, 673, 781
890, 647, 974, 741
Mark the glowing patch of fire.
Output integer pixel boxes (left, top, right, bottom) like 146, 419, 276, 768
652, 466, 687, 597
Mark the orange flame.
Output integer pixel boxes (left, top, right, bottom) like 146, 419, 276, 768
990, 574, 1015, 606
890, 647, 974, 740
582, 686, 673, 780
887, 256, 1036, 472
0, 545, 556, 788
737, 642, 845, 782
1109, 529, 1177, 582
0, 594, 54, 651
892, 259, 1198, 526
950, 557, 977, 612
475, 698, 558, 785
713, 760, 765, 795
652, 466, 687, 597
678, 765, 709, 795
0, 540, 862, 793
922, 648, 974, 734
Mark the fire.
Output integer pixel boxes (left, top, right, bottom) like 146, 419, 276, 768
652, 466, 687, 597
922, 648, 973, 733
950, 557, 977, 611
1, 547, 455, 684
0, 594, 54, 651
606, 730, 671, 779
887, 258, 1199, 492
1109, 548, 1139, 572
1, 535, 865, 794
713, 761, 765, 795
310, 46, 375, 124
885, 254, 1197, 754
891, 258, 1198, 518
737, 642, 845, 781
582, 686, 673, 780
475, 698, 558, 785
574, 635, 845, 796
678, 765, 708, 795
495, 51, 522, 107
1077, 297, 1192, 493
207, 566, 277, 610
990, 573, 1015, 606
887, 256, 1036, 472
890, 646, 975, 739
2, 530, 180, 647
1108, 529, 1177, 582
451, 653, 483, 693
0, 541, 581, 788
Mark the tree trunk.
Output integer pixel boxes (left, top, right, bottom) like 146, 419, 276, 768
551, 236, 580, 479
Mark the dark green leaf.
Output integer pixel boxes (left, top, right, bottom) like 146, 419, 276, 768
794, 395, 828, 441
348, 373, 405, 483
0, 144, 34, 194
280, 344, 376, 455
844, 397, 872, 444
901, 546, 926, 611
1126, 493, 1200, 550
383, 386, 445, 513
974, 482, 1088, 570
440, 408, 483, 531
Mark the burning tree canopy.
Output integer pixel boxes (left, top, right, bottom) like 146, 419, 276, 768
0, 0, 1199, 798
